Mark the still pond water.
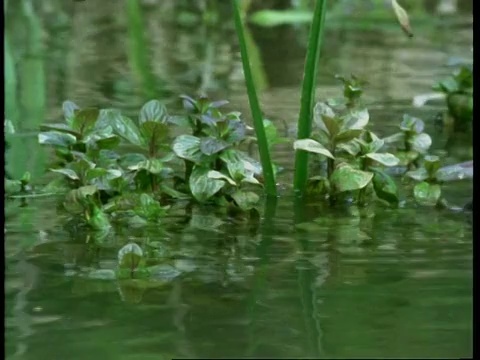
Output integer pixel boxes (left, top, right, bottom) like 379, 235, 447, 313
5, 1, 472, 359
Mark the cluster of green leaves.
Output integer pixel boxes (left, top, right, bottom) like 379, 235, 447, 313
405, 155, 445, 207
38, 96, 276, 229
171, 95, 265, 211
294, 76, 400, 206
433, 65, 473, 131
383, 114, 432, 170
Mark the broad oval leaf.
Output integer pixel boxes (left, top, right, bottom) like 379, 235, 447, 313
118, 243, 144, 271
337, 141, 361, 156
365, 152, 400, 167
331, 164, 373, 193
406, 167, 429, 181
334, 129, 363, 143
139, 100, 168, 124
342, 109, 369, 130
314, 102, 338, 136
72, 108, 99, 135
140, 121, 169, 146
102, 109, 144, 147
189, 166, 226, 202
225, 119, 247, 143
413, 182, 441, 206
294, 139, 335, 159
371, 168, 399, 205
172, 135, 207, 163
38, 131, 77, 148
409, 133, 432, 154
231, 191, 260, 211
200, 137, 230, 155
207, 170, 236, 185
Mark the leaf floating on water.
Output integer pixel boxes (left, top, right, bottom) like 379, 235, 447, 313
391, 0, 414, 37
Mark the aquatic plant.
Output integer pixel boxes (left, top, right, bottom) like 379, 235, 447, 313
405, 155, 445, 207
383, 114, 432, 170
433, 65, 473, 131
233, 0, 277, 197
294, 79, 400, 206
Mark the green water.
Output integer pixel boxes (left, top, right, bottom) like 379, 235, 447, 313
5, 1, 473, 358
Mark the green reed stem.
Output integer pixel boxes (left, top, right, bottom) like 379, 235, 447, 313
233, 0, 277, 197
293, 0, 328, 196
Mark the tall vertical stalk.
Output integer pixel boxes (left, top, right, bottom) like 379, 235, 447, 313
293, 0, 328, 196
233, 0, 277, 197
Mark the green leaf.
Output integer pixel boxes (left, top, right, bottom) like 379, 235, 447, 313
118, 243, 144, 271
139, 100, 168, 124
172, 135, 209, 164
365, 153, 400, 167
396, 150, 419, 166
119, 153, 148, 168
140, 121, 169, 146
293, 139, 334, 159
38, 131, 77, 148
364, 132, 384, 153
102, 109, 144, 147
400, 114, 424, 133
95, 135, 121, 150
342, 109, 369, 130
128, 159, 165, 175
331, 164, 373, 193
231, 191, 260, 211
371, 168, 399, 205
334, 129, 363, 143
72, 108, 99, 135
135, 193, 168, 220
408, 133, 432, 154
225, 119, 247, 144
337, 141, 361, 156
62, 100, 79, 123
220, 150, 246, 181
383, 132, 405, 144
413, 182, 441, 206
406, 167, 429, 181
189, 166, 226, 202
87, 204, 111, 231
50, 168, 80, 180
207, 170, 236, 186
313, 102, 338, 136
200, 137, 230, 155
423, 155, 441, 178
64, 185, 98, 213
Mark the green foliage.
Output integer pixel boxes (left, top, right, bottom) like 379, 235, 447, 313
383, 114, 432, 170
433, 65, 473, 131
405, 155, 444, 207
38, 96, 277, 226
294, 78, 400, 206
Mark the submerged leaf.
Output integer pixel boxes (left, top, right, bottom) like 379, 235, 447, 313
413, 182, 441, 206
331, 164, 373, 193
294, 139, 334, 159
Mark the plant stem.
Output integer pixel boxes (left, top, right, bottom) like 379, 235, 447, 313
293, 0, 328, 196
233, 0, 277, 197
